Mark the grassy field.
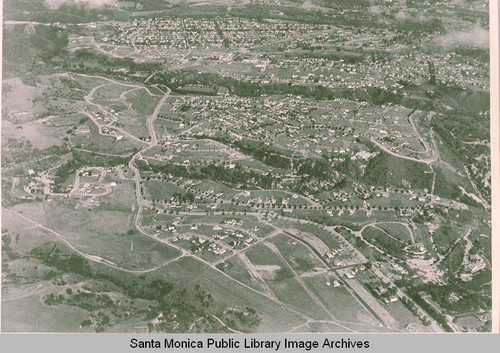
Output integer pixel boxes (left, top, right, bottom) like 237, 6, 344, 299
244, 243, 330, 320
115, 111, 150, 140
292, 321, 352, 333
142, 257, 307, 332
143, 180, 186, 201
2, 295, 92, 332
2, 115, 71, 149
383, 300, 427, 331
125, 89, 160, 116
2, 215, 96, 333
375, 223, 412, 244
302, 275, 380, 327
2, 213, 304, 333
268, 233, 327, 274
154, 119, 185, 139
335, 227, 385, 262
221, 255, 270, 294
291, 223, 342, 251
71, 121, 143, 154
362, 226, 405, 259
9, 201, 181, 271
362, 150, 433, 191
432, 225, 460, 255
92, 84, 135, 101
98, 178, 135, 210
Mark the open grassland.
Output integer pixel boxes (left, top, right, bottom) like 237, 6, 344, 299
288, 223, 342, 252
142, 257, 307, 333
125, 90, 161, 116
220, 255, 270, 294
71, 122, 143, 154
302, 275, 380, 328
362, 226, 406, 259
143, 180, 187, 201
92, 84, 136, 101
2, 295, 92, 332
8, 201, 182, 271
244, 243, 330, 320
2, 116, 70, 149
115, 110, 151, 140
376, 223, 412, 244
98, 179, 136, 210
362, 150, 433, 191
268, 233, 327, 274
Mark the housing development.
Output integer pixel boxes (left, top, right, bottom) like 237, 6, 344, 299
1, 0, 491, 333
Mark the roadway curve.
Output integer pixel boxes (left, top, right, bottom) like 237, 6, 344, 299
129, 86, 171, 213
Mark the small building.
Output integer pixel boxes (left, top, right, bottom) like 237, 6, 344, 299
383, 295, 398, 304
374, 286, 388, 296
76, 125, 91, 134
345, 271, 356, 279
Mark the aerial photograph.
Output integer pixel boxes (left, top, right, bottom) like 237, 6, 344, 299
1, 0, 491, 333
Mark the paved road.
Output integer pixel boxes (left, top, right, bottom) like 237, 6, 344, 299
342, 275, 397, 329
370, 138, 436, 165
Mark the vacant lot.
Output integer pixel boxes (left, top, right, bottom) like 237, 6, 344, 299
9, 201, 181, 271
269, 233, 326, 274
362, 226, 405, 258
376, 223, 413, 244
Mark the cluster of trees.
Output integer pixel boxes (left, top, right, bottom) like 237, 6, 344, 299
432, 225, 456, 255
139, 157, 276, 190
5, 24, 68, 61
1, 233, 20, 261
221, 307, 261, 332
65, 291, 114, 311
362, 227, 406, 259
31, 241, 260, 333
3, 24, 68, 76
394, 247, 490, 329
31, 242, 176, 304
405, 287, 453, 332
393, 18, 445, 35
362, 146, 433, 191
437, 239, 467, 274
175, 85, 218, 96
199, 163, 274, 189
229, 3, 376, 27
43, 293, 65, 306
172, 192, 195, 204
194, 135, 340, 183
91, 311, 112, 333
72, 49, 162, 74
315, 0, 369, 9
30, 242, 93, 277
140, 160, 190, 178
30, 26, 69, 61
400, 297, 431, 327
147, 285, 227, 333
151, 70, 406, 105
296, 158, 332, 180
233, 140, 292, 169
454, 48, 489, 63
431, 110, 490, 203
399, 270, 490, 331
